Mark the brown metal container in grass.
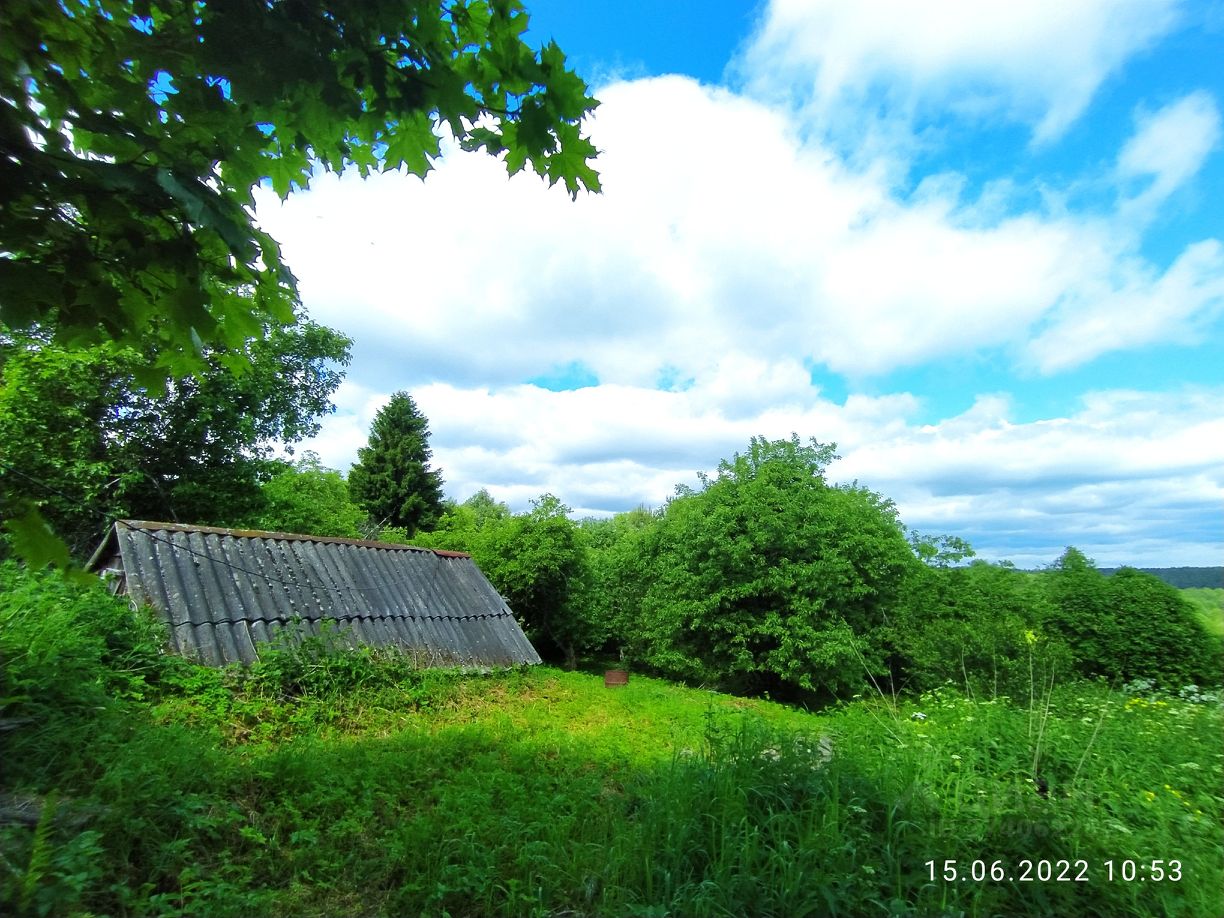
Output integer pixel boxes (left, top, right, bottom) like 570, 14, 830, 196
604, 669, 629, 687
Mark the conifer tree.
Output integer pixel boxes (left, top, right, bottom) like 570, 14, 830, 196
348, 392, 445, 537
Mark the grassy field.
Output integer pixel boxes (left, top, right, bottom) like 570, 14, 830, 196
1182, 587, 1224, 638
4, 652, 1222, 918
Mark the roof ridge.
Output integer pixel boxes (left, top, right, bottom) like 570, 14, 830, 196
116, 519, 470, 558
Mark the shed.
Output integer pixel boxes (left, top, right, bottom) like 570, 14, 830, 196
88, 520, 541, 668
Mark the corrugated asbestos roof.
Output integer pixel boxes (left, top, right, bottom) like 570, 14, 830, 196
89, 520, 542, 668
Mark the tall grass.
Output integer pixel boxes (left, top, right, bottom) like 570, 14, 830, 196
2, 564, 1221, 916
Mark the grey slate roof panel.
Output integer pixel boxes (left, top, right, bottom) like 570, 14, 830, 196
93, 520, 541, 668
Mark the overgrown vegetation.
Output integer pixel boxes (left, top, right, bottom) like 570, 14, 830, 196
409, 437, 1223, 703
0, 323, 351, 556
1, 563, 1221, 917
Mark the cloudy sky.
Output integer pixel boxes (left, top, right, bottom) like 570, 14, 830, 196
254, 0, 1224, 568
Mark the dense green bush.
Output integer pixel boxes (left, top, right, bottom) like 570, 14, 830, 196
1039, 548, 1117, 679
1102, 568, 1221, 686
891, 562, 1073, 698
249, 453, 366, 539
576, 506, 661, 661
1039, 549, 1222, 688
892, 551, 1221, 699
0, 563, 226, 917
0, 562, 165, 735
629, 436, 920, 698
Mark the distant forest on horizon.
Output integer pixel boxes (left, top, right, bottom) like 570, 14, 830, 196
1097, 567, 1222, 589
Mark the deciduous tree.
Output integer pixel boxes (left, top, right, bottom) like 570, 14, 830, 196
1, 0, 598, 564
577, 507, 661, 660
0, 319, 351, 557
251, 452, 365, 540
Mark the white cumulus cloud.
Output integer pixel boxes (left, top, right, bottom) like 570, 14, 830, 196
735, 0, 1184, 145
254, 16, 1224, 567
257, 76, 1222, 385
304, 374, 1224, 567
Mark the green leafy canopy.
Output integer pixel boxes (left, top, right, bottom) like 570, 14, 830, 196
0, 322, 352, 559
0, 0, 601, 377
252, 452, 366, 540
633, 435, 921, 697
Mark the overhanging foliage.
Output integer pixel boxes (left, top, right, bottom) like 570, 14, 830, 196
0, 0, 600, 377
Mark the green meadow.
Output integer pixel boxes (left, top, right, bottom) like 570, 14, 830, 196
2, 568, 1221, 918
1181, 588, 1224, 639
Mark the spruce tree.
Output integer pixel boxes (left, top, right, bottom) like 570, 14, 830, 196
348, 392, 445, 537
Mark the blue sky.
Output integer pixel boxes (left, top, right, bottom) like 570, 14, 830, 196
256, 0, 1224, 568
